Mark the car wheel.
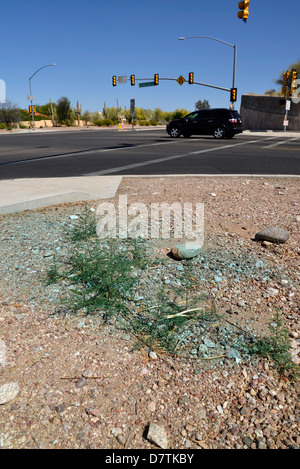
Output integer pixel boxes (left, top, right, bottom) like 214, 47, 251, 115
213, 127, 225, 139
169, 127, 181, 138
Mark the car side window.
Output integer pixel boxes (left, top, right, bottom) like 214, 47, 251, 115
186, 112, 199, 120
196, 110, 213, 118
195, 111, 205, 118
202, 110, 213, 118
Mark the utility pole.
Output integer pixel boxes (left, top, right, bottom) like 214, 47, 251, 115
49, 98, 55, 126
77, 100, 81, 127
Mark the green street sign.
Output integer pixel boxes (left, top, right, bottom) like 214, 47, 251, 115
139, 81, 155, 88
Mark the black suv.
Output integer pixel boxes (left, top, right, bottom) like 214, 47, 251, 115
166, 108, 243, 139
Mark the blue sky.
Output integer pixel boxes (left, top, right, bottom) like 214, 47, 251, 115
1, 1, 299, 114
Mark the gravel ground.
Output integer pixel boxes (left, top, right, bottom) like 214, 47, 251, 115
0, 176, 299, 450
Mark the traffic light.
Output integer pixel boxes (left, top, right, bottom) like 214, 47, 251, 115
188, 72, 194, 84
29, 105, 32, 113
33, 105, 36, 114
238, 0, 249, 23
130, 75, 135, 86
282, 71, 289, 96
230, 88, 237, 102
290, 69, 298, 95
154, 74, 159, 85
112, 75, 117, 86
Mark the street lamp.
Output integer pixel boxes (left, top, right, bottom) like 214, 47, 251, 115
178, 36, 237, 107
29, 63, 56, 130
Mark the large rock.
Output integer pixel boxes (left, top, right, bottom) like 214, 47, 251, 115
0, 382, 20, 405
171, 243, 202, 260
255, 227, 289, 244
146, 423, 168, 449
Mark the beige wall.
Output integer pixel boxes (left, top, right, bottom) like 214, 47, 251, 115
19, 120, 86, 128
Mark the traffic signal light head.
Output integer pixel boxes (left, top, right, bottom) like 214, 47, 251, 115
112, 76, 117, 86
282, 71, 289, 96
154, 74, 159, 85
189, 72, 194, 84
290, 69, 298, 95
238, 0, 249, 23
130, 75, 135, 86
230, 88, 237, 102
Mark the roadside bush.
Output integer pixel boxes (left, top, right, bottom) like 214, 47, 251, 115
150, 120, 158, 126
139, 120, 150, 126
94, 118, 114, 126
0, 123, 6, 129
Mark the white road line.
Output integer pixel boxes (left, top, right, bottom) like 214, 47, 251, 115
86, 136, 280, 176
0, 139, 182, 165
263, 137, 300, 148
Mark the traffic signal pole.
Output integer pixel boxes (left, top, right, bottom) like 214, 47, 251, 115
29, 79, 35, 130
179, 36, 237, 108
28, 63, 55, 131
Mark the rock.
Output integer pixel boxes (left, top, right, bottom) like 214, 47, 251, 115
0, 382, 20, 405
255, 227, 289, 244
171, 243, 202, 260
237, 300, 246, 307
0, 340, 6, 367
203, 337, 216, 348
147, 401, 156, 412
75, 378, 88, 388
146, 423, 168, 449
243, 436, 253, 447
178, 395, 190, 405
265, 287, 279, 298
148, 351, 158, 360
226, 349, 241, 363
240, 406, 250, 416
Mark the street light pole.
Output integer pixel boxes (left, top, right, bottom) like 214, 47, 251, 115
28, 63, 56, 130
179, 36, 237, 107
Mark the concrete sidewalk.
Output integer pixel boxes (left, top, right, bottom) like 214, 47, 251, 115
0, 176, 122, 214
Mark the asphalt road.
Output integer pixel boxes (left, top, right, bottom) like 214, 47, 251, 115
0, 128, 300, 180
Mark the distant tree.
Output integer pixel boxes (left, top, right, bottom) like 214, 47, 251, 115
264, 89, 277, 96
0, 101, 22, 126
195, 99, 210, 110
82, 110, 93, 125
152, 107, 164, 123
163, 111, 174, 122
104, 106, 123, 124
35, 103, 52, 116
274, 60, 300, 86
172, 108, 190, 119
56, 97, 73, 125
